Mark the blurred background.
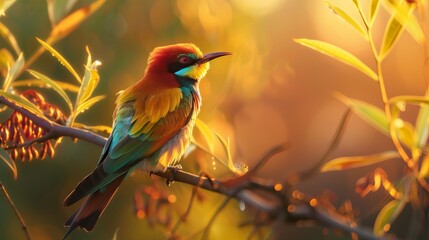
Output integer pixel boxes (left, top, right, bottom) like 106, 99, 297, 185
0, 0, 426, 239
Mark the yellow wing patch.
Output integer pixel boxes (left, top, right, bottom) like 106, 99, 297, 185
130, 88, 183, 135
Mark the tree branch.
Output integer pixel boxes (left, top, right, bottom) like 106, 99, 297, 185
0, 95, 392, 240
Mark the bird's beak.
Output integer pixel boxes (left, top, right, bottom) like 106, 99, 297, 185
197, 52, 231, 65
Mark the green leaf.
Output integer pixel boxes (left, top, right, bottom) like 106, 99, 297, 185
321, 151, 399, 172
373, 199, 407, 235
27, 70, 73, 113
295, 39, 378, 81
337, 94, 389, 134
0, 0, 15, 16
47, 0, 106, 44
11, 79, 80, 92
0, 90, 47, 119
3, 52, 24, 91
0, 147, 17, 179
36, 38, 82, 83
74, 95, 105, 119
326, 1, 367, 40
76, 47, 101, 105
0, 22, 21, 55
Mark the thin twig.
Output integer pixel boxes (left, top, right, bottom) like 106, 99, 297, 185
0, 95, 390, 240
294, 108, 352, 182
0, 181, 32, 240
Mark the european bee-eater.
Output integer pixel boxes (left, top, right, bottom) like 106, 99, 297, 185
63, 43, 230, 238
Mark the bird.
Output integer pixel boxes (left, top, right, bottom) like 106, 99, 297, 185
62, 43, 231, 239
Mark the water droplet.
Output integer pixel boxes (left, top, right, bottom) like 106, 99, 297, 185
239, 201, 246, 211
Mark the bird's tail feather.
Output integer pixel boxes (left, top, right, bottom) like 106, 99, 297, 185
63, 174, 126, 239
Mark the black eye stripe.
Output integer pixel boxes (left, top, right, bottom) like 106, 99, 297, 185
168, 54, 198, 74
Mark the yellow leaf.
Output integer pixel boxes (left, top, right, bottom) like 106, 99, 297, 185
326, 1, 367, 40
36, 38, 81, 83
419, 155, 429, 178
73, 122, 112, 134
321, 151, 399, 172
373, 199, 407, 236
3, 52, 24, 91
76, 47, 101, 105
74, 95, 105, 120
11, 79, 80, 92
0, 48, 13, 75
194, 118, 217, 152
381, 0, 424, 45
47, 0, 105, 43
370, 0, 380, 23
0, 147, 17, 179
295, 39, 378, 81
0, 0, 15, 16
336, 93, 389, 134
0, 90, 47, 120
0, 22, 21, 55
27, 70, 73, 113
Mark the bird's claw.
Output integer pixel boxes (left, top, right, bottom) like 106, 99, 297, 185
165, 165, 183, 186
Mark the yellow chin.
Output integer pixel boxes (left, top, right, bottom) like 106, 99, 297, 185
175, 62, 210, 81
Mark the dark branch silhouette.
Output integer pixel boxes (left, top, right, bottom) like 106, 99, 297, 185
0, 95, 393, 240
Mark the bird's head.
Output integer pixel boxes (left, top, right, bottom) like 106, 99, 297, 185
145, 43, 231, 82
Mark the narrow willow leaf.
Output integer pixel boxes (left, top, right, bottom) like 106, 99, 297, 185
394, 120, 416, 150
214, 132, 247, 174
415, 104, 429, 148
27, 70, 73, 112
0, 22, 21, 55
0, 90, 47, 119
74, 95, 105, 117
0, 48, 13, 74
336, 94, 389, 134
326, 1, 367, 40
0, 0, 16, 16
380, 12, 404, 60
11, 79, 80, 92
373, 199, 407, 236
0, 147, 17, 179
419, 155, 429, 178
73, 122, 112, 134
295, 39, 378, 81
3, 52, 24, 91
195, 118, 217, 152
321, 151, 399, 172
112, 228, 120, 240
36, 38, 81, 83
390, 95, 429, 106
76, 48, 101, 105
370, 0, 380, 23
47, 0, 105, 44
381, 0, 424, 44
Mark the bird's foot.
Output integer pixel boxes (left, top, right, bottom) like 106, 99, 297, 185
165, 165, 183, 186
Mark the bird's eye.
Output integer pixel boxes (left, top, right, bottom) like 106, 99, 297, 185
178, 55, 190, 64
